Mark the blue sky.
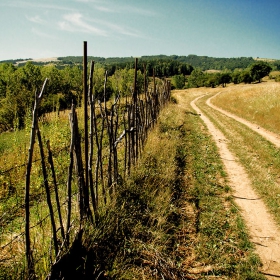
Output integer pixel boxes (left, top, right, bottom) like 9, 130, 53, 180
1, 0, 280, 61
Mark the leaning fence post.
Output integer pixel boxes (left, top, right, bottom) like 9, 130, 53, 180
46, 140, 65, 241
25, 78, 48, 278
83, 41, 91, 219
36, 128, 58, 256
88, 60, 98, 222
66, 104, 75, 244
133, 58, 138, 161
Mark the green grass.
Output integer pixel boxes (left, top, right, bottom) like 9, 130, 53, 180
0, 93, 264, 279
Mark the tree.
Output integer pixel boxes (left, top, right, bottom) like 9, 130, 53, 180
0, 63, 16, 98
204, 73, 218, 88
187, 68, 205, 88
110, 68, 144, 97
271, 60, 280, 71
171, 74, 185, 89
20, 61, 42, 91
40, 66, 63, 113
231, 69, 242, 84
239, 69, 253, 84
93, 68, 114, 101
218, 72, 232, 87
60, 65, 82, 107
249, 61, 272, 83
41, 65, 62, 95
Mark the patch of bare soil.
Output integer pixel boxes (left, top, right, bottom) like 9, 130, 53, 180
190, 95, 280, 279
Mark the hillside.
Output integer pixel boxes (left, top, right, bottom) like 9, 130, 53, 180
2, 54, 279, 71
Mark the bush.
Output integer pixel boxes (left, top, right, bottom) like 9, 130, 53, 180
171, 74, 185, 89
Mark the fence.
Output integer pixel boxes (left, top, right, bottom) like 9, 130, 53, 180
0, 42, 171, 279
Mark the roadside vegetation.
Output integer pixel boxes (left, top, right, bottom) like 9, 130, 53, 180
186, 61, 272, 88
0, 87, 265, 278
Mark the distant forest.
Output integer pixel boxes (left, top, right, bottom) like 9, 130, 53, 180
2, 54, 280, 72
57, 54, 256, 71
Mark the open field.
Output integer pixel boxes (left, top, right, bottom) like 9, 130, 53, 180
210, 82, 280, 135
14, 57, 58, 65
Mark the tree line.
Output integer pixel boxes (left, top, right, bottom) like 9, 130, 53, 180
0, 59, 190, 132
0, 57, 275, 133
55, 55, 275, 72
172, 60, 273, 89
4, 54, 280, 72
57, 57, 194, 78
0, 62, 83, 132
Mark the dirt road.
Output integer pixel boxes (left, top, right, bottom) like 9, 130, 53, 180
190, 93, 280, 279
207, 92, 280, 148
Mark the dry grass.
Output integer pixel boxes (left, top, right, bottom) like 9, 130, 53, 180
211, 82, 280, 134
270, 70, 280, 78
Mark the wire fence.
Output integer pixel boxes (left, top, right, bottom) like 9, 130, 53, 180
0, 49, 171, 279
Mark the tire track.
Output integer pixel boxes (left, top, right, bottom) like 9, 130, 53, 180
207, 92, 280, 148
190, 95, 280, 279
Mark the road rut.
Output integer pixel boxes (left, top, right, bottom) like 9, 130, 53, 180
191, 94, 280, 279
208, 92, 280, 148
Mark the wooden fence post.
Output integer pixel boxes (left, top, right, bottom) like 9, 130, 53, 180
25, 78, 48, 278
37, 128, 58, 256
88, 60, 98, 222
83, 41, 91, 220
66, 104, 75, 244
47, 140, 65, 241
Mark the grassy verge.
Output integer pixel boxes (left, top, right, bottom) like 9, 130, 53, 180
49, 95, 263, 279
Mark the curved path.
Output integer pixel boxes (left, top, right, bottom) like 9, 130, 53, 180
190, 95, 280, 279
207, 92, 280, 148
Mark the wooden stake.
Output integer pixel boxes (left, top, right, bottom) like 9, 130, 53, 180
25, 78, 48, 278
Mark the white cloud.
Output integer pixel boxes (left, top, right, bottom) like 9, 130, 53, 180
102, 21, 142, 38
94, 4, 156, 17
26, 15, 45, 24
95, 6, 113, 12
59, 13, 108, 36
31, 27, 55, 39
120, 6, 156, 17
61, 14, 144, 38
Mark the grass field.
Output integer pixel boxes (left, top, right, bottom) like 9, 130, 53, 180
211, 82, 280, 135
